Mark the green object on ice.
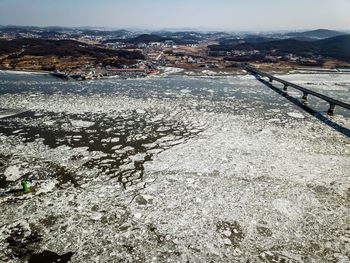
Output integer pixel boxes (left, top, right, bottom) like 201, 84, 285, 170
21, 180, 29, 192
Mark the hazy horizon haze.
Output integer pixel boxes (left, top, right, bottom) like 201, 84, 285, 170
0, 0, 349, 31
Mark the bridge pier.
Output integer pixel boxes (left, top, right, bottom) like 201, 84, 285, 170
328, 103, 336, 115
302, 92, 308, 101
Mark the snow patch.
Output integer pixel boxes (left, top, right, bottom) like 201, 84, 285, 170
287, 112, 305, 119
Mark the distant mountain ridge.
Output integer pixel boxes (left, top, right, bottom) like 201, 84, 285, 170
286, 29, 346, 39
128, 34, 171, 44
209, 34, 350, 62
103, 33, 200, 45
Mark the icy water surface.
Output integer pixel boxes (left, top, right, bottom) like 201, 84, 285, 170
0, 71, 350, 262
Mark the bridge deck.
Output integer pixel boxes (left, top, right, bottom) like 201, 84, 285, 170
243, 64, 350, 115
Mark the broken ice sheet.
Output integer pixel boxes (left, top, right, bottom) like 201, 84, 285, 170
0, 72, 350, 262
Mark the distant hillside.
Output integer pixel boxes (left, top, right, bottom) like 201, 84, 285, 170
209, 35, 350, 62
286, 29, 345, 39
129, 34, 201, 45
243, 35, 278, 43
217, 35, 278, 46
317, 35, 350, 61
238, 39, 317, 54
217, 38, 242, 46
0, 26, 133, 39
155, 31, 214, 41
0, 38, 144, 60
103, 34, 170, 45
103, 34, 200, 45
154, 31, 232, 43
82, 29, 131, 38
128, 34, 171, 44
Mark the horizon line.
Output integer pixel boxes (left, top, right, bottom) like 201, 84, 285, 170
0, 24, 349, 33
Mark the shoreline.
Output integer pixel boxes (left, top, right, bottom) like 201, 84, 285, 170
0, 69, 50, 75
1, 66, 350, 81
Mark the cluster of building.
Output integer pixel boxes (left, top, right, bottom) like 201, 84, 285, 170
51, 61, 160, 80
208, 47, 324, 66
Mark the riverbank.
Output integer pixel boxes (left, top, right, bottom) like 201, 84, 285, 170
3, 65, 350, 81
0, 69, 50, 75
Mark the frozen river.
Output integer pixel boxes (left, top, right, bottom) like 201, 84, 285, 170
0, 71, 350, 262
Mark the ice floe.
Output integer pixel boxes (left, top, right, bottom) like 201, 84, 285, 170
0, 71, 349, 262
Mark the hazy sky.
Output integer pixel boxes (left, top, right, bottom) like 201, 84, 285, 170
0, 0, 349, 31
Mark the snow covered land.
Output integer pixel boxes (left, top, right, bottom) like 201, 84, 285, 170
0, 72, 349, 262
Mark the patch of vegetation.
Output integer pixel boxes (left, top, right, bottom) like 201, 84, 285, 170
0, 38, 144, 60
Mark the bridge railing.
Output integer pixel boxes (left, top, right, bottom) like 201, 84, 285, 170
243, 64, 350, 115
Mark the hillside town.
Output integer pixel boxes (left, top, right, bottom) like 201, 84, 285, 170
1, 27, 350, 79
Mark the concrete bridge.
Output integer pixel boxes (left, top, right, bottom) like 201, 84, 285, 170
243, 64, 350, 115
